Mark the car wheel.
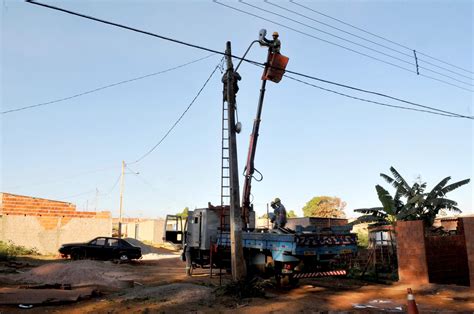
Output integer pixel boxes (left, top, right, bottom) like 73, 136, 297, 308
71, 250, 84, 260
119, 254, 129, 262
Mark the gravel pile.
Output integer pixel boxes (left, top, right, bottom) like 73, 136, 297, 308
14, 260, 136, 287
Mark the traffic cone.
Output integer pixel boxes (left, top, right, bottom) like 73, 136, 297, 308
407, 288, 419, 314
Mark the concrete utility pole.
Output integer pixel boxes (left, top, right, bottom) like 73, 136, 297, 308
118, 160, 125, 238
225, 41, 247, 281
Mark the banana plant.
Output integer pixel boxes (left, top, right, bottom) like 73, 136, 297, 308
353, 167, 470, 227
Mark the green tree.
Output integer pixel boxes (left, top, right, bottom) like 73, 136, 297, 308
353, 167, 470, 227
302, 196, 346, 218
176, 207, 189, 219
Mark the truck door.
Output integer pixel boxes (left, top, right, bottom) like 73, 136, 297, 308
163, 215, 183, 247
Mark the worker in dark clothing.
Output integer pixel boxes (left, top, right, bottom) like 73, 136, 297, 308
261, 31, 281, 54
270, 197, 287, 229
222, 70, 242, 102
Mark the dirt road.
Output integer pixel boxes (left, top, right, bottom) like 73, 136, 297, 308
1, 253, 473, 313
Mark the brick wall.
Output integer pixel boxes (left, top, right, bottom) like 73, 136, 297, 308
425, 231, 469, 286
462, 217, 474, 288
396, 220, 429, 284
0, 193, 112, 254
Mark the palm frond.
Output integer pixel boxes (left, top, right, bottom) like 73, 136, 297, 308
427, 176, 451, 200
407, 194, 424, 205
375, 185, 395, 216
380, 173, 395, 186
440, 178, 470, 196
429, 198, 458, 208
389, 166, 411, 192
353, 207, 384, 214
351, 215, 387, 225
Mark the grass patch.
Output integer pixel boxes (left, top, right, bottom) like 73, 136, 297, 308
0, 240, 40, 261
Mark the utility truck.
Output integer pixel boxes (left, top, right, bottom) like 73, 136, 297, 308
165, 31, 357, 286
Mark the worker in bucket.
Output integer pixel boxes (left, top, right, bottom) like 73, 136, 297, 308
261, 31, 281, 54
270, 197, 287, 229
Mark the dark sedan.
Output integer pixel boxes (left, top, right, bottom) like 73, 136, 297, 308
59, 237, 142, 261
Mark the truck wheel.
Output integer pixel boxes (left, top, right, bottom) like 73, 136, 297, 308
276, 274, 299, 288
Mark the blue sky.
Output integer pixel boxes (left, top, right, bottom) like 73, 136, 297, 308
2, 0, 473, 219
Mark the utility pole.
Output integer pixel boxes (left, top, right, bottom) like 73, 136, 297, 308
118, 160, 125, 238
94, 188, 99, 212
225, 41, 247, 281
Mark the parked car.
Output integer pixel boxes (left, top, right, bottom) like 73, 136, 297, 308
59, 237, 142, 261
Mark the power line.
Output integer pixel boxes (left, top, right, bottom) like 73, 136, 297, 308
130, 61, 222, 164
251, 62, 463, 118
217, 1, 473, 92
26, 0, 472, 119
2, 53, 215, 114
243, 0, 472, 86
275, 64, 473, 119
290, 0, 474, 75
265, 0, 473, 81
285, 74, 463, 118
125, 164, 159, 191
3, 165, 120, 190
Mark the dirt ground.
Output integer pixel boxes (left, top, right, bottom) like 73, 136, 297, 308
0, 250, 473, 313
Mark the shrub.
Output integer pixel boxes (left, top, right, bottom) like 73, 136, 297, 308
0, 241, 40, 260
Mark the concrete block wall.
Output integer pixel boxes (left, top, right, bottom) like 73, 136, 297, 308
122, 219, 165, 244
462, 217, 474, 288
396, 220, 429, 284
0, 193, 111, 254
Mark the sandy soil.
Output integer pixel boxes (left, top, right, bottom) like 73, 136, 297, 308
0, 252, 473, 313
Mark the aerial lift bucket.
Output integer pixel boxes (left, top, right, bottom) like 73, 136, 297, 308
262, 53, 289, 83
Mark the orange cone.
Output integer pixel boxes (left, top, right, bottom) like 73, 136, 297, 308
407, 288, 419, 314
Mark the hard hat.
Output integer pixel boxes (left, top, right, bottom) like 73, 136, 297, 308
274, 197, 281, 204
272, 31, 279, 37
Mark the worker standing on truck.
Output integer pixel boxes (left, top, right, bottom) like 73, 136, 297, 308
270, 197, 287, 229
261, 31, 281, 54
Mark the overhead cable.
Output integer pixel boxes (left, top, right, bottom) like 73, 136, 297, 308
242, 1, 472, 86
217, 1, 473, 92
26, 0, 472, 119
2, 53, 215, 114
129, 60, 222, 164
265, 0, 473, 81
285, 74, 464, 118
290, 0, 474, 75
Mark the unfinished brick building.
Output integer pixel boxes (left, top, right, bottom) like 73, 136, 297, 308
0, 193, 112, 254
